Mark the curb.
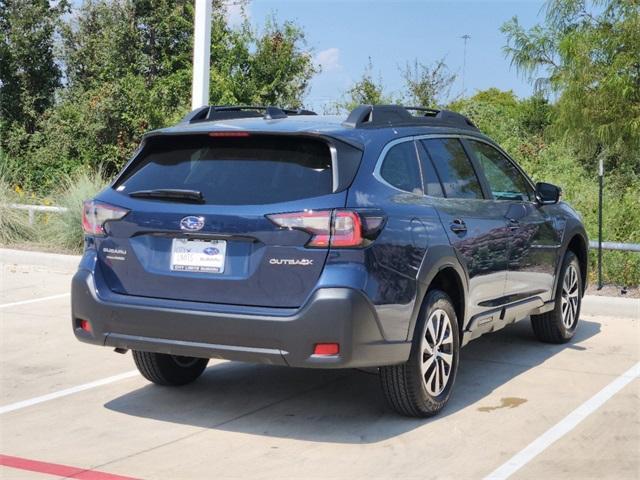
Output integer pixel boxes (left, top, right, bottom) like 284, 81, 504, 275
582, 295, 639, 320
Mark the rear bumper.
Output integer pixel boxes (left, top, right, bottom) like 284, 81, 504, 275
71, 257, 410, 368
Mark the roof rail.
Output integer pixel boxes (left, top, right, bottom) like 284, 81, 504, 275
180, 105, 317, 124
343, 104, 478, 131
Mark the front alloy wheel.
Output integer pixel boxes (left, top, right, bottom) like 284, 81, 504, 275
531, 250, 582, 343
561, 263, 580, 329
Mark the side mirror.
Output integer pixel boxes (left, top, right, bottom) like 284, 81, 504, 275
535, 182, 561, 205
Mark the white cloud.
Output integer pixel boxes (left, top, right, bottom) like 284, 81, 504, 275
315, 48, 342, 73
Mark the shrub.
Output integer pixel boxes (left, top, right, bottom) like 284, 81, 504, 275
0, 173, 36, 245
43, 171, 108, 252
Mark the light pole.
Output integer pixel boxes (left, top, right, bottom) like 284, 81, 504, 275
191, 0, 212, 110
461, 34, 471, 97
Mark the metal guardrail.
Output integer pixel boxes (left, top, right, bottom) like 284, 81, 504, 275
589, 240, 640, 252
9, 203, 68, 225
5, 204, 640, 251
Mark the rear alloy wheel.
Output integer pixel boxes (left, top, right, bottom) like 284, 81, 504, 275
132, 351, 209, 386
421, 309, 455, 396
380, 289, 460, 417
531, 251, 582, 343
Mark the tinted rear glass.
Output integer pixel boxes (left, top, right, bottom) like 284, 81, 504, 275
115, 135, 333, 205
421, 138, 483, 199
380, 141, 423, 194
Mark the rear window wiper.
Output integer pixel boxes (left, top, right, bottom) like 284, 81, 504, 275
128, 189, 205, 204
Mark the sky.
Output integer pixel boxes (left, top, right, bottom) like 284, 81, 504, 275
237, 0, 549, 111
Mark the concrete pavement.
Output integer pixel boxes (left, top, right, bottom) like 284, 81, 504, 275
0, 249, 638, 479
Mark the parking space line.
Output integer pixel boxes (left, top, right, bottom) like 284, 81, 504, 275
0, 293, 70, 309
0, 454, 139, 479
0, 371, 138, 415
484, 361, 640, 480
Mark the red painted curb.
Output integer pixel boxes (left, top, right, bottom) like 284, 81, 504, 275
0, 454, 139, 480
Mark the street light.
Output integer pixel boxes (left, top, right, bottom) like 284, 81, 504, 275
191, 0, 212, 110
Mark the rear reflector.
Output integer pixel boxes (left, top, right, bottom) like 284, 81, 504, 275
79, 320, 92, 333
313, 343, 340, 356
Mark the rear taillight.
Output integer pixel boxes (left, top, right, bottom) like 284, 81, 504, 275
82, 200, 129, 236
267, 209, 384, 248
267, 210, 332, 247
331, 211, 363, 247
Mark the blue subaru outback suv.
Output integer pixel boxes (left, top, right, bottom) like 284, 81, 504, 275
72, 104, 588, 417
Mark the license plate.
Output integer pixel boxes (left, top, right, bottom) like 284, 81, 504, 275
170, 238, 226, 273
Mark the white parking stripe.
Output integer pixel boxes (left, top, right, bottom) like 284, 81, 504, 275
0, 370, 139, 414
484, 361, 640, 480
0, 293, 70, 309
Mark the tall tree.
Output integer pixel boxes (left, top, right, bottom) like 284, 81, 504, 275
339, 58, 392, 112
0, 0, 68, 134
401, 58, 456, 108
502, 0, 640, 174
4, 0, 317, 191
209, 14, 316, 107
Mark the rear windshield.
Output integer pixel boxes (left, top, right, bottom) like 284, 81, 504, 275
115, 135, 333, 205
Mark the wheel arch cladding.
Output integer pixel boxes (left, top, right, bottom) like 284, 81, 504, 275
408, 261, 466, 343
567, 233, 588, 293
426, 267, 465, 338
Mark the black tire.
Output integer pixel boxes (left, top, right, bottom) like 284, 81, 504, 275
380, 289, 460, 417
531, 251, 582, 344
132, 351, 209, 386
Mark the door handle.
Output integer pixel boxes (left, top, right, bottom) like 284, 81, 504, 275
508, 218, 520, 230
450, 218, 467, 233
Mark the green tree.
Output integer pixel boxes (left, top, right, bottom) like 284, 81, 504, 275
338, 58, 393, 112
3, 0, 317, 191
448, 89, 522, 145
401, 58, 456, 108
0, 0, 69, 134
502, 0, 640, 175
209, 15, 316, 107
517, 94, 553, 136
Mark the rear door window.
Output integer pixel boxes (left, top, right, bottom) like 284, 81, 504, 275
421, 138, 484, 199
115, 135, 333, 205
416, 142, 445, 197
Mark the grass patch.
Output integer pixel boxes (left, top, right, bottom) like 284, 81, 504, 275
43, 171, 108, 252
0, 174, 36, 245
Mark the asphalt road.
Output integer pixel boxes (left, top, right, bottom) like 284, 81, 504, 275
0, 249, 638, 480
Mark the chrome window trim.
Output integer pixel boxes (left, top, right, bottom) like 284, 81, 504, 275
373, 133, 537, 199
373, 137, 422, 195
329, 143, 339, 193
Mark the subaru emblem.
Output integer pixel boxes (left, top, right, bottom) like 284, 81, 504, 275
180, 216, 205, 231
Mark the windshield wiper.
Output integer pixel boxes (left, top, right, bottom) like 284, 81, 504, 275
128, 189, 205, 204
